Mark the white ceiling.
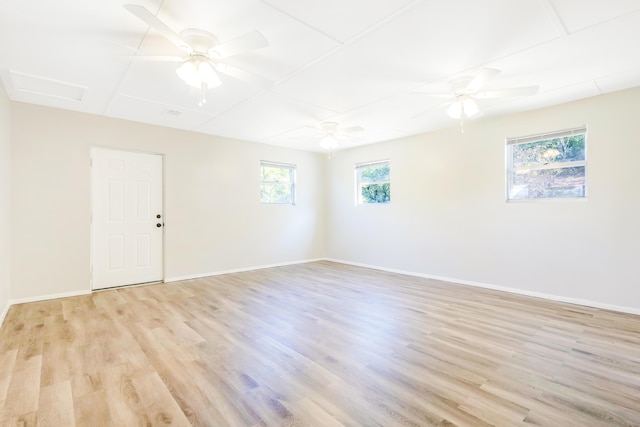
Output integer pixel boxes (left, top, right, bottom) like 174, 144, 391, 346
1, 0, 640, 152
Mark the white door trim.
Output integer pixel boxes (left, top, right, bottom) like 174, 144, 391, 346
90, 146, 165, 290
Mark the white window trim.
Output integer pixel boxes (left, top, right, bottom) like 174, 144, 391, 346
260, 161, 296, 205
506, 126, 587, 202
355, 159, 391, 206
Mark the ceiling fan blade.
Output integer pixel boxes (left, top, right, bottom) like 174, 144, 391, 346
410, 100, 460, 119
465, 68, 500, 93
209, 31, 268, 59
410, 109, 434, 120
214, 63, 273, 88
124, 4, 192, 52
341, 126, 364, 133
285, 126, 324, 140
411, 91, 452, 98
475, 86, 539, 98
287, 136, 315, 141
303, 125, 325, 133
336, 134, 365, 144
126, 55, 184, 62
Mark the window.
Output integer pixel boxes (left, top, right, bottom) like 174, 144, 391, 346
507, 127, 586, 201
260, 161, 296, 204
356, 160, 390, 205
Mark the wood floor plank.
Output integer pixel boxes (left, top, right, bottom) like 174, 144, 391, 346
36, 380, 75, 427
0, 355, 42, 423
3, 411, 38, 427
0, 261, 639, 426
39, 342, 70, 388
73, 390, 112, 427
0, 349, 18, 402
130, 372, 192, 426
100, 364, 152, 426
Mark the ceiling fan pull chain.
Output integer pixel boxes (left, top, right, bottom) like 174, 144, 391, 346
199, 82, 207, 106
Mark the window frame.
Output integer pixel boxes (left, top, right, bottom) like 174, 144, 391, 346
260, 161, 296, 205
506, 126, 587, 202
355, 159, 391, 206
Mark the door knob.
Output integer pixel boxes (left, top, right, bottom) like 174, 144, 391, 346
156, 223, 162, 228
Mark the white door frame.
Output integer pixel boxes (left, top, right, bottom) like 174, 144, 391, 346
90, 146, 165, 290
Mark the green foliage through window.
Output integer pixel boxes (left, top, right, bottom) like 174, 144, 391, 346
361, 183, 390, 203
356, 161, 390, 204
507, 127, 586, 200
260, 162, 296, 204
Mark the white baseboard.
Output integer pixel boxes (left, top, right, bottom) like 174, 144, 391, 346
9, 289, 92, 306
1, 258, 322, 326
2, 258, 637, 332
0, 301, 10, 327
324, 258, 640, 316
0, 289, 92, 329
165, 258, 325, 283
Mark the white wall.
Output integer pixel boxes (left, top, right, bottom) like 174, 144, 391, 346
6, 87, 640, 313
0, 83, 10, 320
10, 103, 325, 300
326, 87, 640, 312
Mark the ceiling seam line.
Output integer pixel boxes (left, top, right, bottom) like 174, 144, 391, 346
266, 0, 426, 89
563, 8, 640, 36
102, 0, 170, 116
537, 0, 569, 36
339, 0, 426, 45
192, 90, 269, 131
257, 0, 344, 45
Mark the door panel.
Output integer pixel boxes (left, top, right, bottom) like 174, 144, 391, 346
91, 148, 163, 289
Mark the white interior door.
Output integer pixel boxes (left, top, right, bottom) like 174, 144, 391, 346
91, 147, 163, 290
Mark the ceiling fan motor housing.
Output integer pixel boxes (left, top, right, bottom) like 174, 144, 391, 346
179, 29, 219, 54
320, 122, 339, 135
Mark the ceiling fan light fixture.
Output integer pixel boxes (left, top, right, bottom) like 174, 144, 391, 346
463, 97, 479, 118
447, 96, 479, 119
446, 101, 461, 119
320, 135, 339, 150
176, 59, 198, 87
176, 58, 221, 89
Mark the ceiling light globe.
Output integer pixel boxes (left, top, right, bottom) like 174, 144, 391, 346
446, 101, 462, 119
462, 98, 479, 118
320, 135, 339, 150
197, 61, 222, 88
176, 59, 221, 89
176, 60, 200, 88
447, 97, 479, 119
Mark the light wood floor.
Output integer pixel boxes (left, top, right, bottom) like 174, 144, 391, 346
0, 261, 639, 426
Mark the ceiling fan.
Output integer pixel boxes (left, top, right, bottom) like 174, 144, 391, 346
417, 68, 539, 128
124, 4, 271, 105
316, 122, 364, 155
288, 122, 363, 156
